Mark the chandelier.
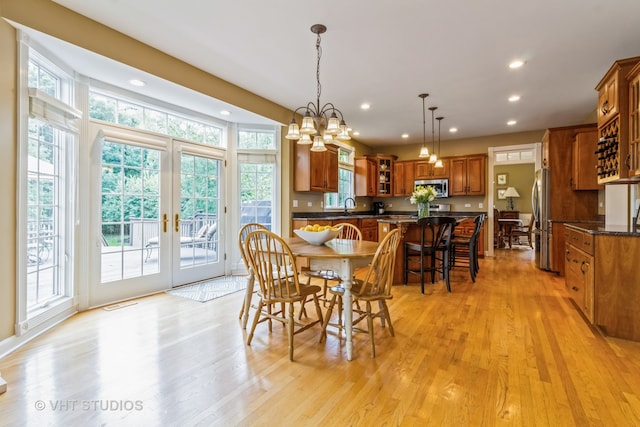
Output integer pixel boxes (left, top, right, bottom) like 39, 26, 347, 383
418, 93, 430, 158
285, 24, 350, 151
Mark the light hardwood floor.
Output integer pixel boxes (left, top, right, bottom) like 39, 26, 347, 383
1, 248, 640, 426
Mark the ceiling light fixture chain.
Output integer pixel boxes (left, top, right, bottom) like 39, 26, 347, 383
285, 24, 350, 151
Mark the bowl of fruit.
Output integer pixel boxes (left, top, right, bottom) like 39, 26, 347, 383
294, 224, 342, 245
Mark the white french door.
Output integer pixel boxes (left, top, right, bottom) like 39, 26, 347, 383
89, 124, 224, 306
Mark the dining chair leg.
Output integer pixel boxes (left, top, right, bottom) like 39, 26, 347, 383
366, 301, 376, 359
246, 300, 264, 345
443, 251, 451, 292
381, 301, 394, 336
420, 251, 425, 294
287, 302, 295, 361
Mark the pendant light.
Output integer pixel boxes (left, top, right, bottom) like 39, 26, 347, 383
428, 106, 438, 163
418, 93, 430, 158
435, 116, 444, 168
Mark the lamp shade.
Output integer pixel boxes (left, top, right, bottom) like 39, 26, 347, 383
504, 187, 520, 198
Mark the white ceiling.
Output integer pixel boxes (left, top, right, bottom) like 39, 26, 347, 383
28, 0, 640, 147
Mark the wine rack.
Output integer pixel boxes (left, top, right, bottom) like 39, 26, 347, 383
596, 118, 624, 183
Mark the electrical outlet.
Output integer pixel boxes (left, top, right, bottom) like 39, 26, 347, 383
464, 203, 471, 208
362, 203, 367, 208
478, 202, 483, 209
387, 203, 392, 208
320, 201, 323, 208
293, 199, 298, 208
307, 201, 313, 207
599, 202, 604, 208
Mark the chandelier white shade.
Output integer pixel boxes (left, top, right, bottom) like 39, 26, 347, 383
285, 24, 350, 152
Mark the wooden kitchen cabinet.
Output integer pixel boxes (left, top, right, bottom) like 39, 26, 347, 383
564, 225, 640, 342
355, 154, 396, 197
359, 217, 379, 242
393, 160, 415, 196
355, 157, 377, 197
594, 56, 640, 183
572, 128, 603, 190
294, 143, 338, 192
565, 228, 595, 322
375, 155, 396, 197
627, 61, 640, 179
449, 155, 486, 196
415, 159, 449, 179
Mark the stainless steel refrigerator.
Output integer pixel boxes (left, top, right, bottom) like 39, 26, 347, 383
532, 168, 550, 270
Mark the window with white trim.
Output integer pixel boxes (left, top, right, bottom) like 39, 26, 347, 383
20, 48, 78, 326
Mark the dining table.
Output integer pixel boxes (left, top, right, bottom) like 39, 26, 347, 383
285, 237, 380, 361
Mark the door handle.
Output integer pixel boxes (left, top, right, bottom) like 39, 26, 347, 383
162, 213, 168, 233
175, 214, 180, 232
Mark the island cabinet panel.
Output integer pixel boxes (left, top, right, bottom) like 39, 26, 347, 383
593, 234, 640, 341
565, 226, 640, 342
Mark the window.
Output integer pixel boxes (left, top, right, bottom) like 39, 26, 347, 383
237, 128, 278, 230
89, 91, 224, 146
19, 48, 78, 327
325, 146, 355, 209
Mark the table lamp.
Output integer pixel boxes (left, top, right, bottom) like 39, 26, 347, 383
504, 186, 520, 210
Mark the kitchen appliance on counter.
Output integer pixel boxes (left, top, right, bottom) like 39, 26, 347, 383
532, 168, 550, 270
373, 202, 385, 215
414, 179, 448, 198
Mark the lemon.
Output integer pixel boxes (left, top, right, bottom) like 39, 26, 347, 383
312, 224, 320, 231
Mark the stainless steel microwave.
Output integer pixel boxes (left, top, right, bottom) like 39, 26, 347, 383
414, 179, 449, 198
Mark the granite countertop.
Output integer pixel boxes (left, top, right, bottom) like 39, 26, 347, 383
565, 222, 640, 236
292, 211, 486, 221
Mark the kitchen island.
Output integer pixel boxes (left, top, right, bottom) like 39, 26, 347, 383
564, 222, 640, 342
378, 212, 485, 285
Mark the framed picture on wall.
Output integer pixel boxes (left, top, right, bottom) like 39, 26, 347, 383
497, 173, 508, 186
497, 188, 507, 199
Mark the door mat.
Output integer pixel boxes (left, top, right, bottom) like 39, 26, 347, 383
166, 275, 247, 303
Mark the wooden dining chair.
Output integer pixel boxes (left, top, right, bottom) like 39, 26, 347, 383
244, 229, 324, 361
509, 214, 534, 248
237, 223, 268, 329
403, 216, 457, 293
450, 214, 485, 282
321, 228, 401, 358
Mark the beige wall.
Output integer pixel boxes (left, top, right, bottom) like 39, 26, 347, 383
494, 164, 536, 213
0, 17, 17, 341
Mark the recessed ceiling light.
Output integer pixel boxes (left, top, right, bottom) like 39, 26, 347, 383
360, 103, 370, 110
220, 110, 231, 116
449, 127, 458, 133
507, 120, 517, 126
353, 131, 360, 136
401, 133, 409, 139
509, 60, 525, 69
508, 95, 521, 102
129, 79, 145, 87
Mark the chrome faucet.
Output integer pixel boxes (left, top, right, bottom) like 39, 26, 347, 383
344, 197, 356, 214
